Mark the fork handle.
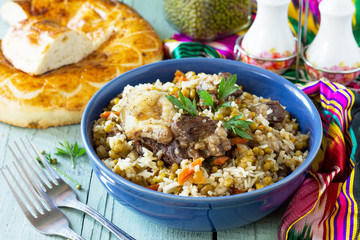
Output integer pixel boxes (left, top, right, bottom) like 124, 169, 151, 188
66, 200, 135, 240
61, 227, 86, 240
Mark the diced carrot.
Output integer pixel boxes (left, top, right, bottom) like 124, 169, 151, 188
231, 187, 245, 195
178, 158, 204, 185
214, 156, 229, 165
175, 70, 185, 77
100, 111, 119, 118
258, 125, 264, 130
230, 137, 249, 146
187, 171, 207, 184
146, 183, 159, 191
236, 99, 242, 105
173, 70, 188, 85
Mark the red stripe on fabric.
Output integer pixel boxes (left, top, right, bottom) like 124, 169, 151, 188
333, 190, 348, 239
278, 177, 320, 239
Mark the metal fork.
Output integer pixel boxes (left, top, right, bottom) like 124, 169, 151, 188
0, 161, 84, 239
17, 137, 135, 240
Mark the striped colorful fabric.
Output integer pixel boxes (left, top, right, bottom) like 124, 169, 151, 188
288, 0, 360, 46
164, 33, 239, 60
278, 79, 360, 240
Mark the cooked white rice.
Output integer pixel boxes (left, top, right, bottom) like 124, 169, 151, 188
92, 71, 309, 197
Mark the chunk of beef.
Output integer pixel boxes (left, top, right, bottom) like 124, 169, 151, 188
246, 140, 259, 149
265, 101, 285, 123
165, 140, 190, 164
135, 137, 188, 165
225, 88, 243, 101
219, 72, 232, 80
251, 100, 286, 124
135, 115, 231, 165
171, 115, 231, 160
171, 115, 218, 145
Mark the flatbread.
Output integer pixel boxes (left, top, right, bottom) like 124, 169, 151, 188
0, 0, 163, 128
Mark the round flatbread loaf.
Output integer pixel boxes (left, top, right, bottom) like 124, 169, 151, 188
0, 0, 163, 128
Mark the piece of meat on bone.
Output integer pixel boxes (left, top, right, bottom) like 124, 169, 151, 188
171, 115, 231, 160
118, 89, 176, 144
136, 115, 231, 165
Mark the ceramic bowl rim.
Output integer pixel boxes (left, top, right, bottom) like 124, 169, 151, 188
81, 58, 322, 204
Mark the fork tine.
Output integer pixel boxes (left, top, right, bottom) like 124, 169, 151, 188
10, 151, 56, 211
8, 160, 47, 213
20, 138, 57, 186
0, 167, 38, 218
25, 137, 60, 184
9, 151, 51, 213
9, 144, 50, 192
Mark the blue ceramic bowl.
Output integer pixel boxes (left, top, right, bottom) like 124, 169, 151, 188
81, 58, 322, 232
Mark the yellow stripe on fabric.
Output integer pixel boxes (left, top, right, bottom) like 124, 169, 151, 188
347, 130, 356, 168
285, 172, 322, 239
321, 82, 345, 118
319, 94, 344, 126
338, 87, 355, 134
352, 0, 356, 26
321, 82, 354, 131
343, 172, 355, 240
350, 170, 357, 239
287, 2, 319, 35
328, 185, 343, 240
352, 174, 358, 238
330, 83, 354, 127
215, 50, 226, 59
327, 123, 345, 150
289, 20, 296, 36
311, 137, 327, 172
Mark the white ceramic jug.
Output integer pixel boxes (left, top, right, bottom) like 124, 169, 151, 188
305, 0, 360, 70
241, 0, 296, 58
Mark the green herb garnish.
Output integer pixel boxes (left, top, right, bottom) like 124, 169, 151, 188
197, 75, 239, 112
218, 74, 239, 101
55, 141, 86, 169
197, 89, 215, 109
37, 151, 82, 189
166, 74, 253, 139
166, 90, 197, 116
223, 114, 253, 140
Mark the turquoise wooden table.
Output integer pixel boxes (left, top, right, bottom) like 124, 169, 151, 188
0, 1, 283, 239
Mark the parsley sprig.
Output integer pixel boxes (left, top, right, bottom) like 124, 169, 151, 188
197, 74, 239, 112
37, 151, 82, 189
218, 74, 239, 100
223, 114, 253, 139
166, 73, 253, 139
55, 141, 86, 168
166, 90, 197, 116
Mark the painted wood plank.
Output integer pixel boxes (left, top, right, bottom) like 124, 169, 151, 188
217, 207, 285, 240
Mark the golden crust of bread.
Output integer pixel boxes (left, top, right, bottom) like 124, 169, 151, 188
0, 0, 163, 128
